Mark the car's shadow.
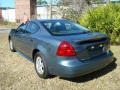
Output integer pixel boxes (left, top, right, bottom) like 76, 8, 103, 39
60, 58, 117, 83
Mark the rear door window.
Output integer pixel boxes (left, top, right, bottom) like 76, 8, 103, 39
17, 23, 27, 31
26, 22, 40, 34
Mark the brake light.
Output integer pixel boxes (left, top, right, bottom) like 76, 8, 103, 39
56, 41, 76, 56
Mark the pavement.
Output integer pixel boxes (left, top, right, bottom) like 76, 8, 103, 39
0, 29, 10, 33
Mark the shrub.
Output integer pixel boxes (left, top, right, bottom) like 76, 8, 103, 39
79, 4, 120, 45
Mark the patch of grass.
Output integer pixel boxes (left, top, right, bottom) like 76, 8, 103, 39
0, 33, 120, 90
0, 21, 17, 29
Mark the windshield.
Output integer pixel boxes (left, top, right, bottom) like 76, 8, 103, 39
40, 20, 89, 35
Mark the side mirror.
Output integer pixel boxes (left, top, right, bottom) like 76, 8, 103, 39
11, 29, 16, 31
20, 29, 26, 33
11, 28, 17, 33
25, 30, 31, 34
20, 29, 31, 34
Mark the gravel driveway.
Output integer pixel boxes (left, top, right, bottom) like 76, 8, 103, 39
0, 33, 120, 90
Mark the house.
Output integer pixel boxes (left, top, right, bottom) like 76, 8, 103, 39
0, 6, 62, 22
0, 7, 15, 22
37, 5, 62, 19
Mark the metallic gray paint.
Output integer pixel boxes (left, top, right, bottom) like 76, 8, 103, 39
9, 19, 114, 78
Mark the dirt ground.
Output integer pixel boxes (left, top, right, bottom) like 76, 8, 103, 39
0, 33, 120, 90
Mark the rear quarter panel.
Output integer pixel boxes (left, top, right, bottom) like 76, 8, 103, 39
35, 35, 61, 72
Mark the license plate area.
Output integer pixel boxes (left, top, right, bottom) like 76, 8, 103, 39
87, 43, 105, 57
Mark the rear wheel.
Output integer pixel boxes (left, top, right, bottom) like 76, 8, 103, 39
9, 39, 16, 52
34, 52, 49, 79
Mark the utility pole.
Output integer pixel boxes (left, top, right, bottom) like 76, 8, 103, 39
50, 0, 52, 19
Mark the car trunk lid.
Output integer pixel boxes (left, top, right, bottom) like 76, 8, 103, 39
54, 32, 110, 60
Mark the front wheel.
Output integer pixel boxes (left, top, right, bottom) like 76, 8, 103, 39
34, 52, 49, 79
9, 39, 16, 52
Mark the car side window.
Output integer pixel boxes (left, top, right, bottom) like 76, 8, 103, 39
17, 23, 27, 31
26, 22, 40, 34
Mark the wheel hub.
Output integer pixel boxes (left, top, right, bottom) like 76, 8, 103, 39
36, 56, 44, 74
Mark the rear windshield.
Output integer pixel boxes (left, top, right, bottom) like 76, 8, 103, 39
40, 20, 89, 35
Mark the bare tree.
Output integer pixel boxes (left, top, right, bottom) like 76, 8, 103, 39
106, 0, 110, 4
57, 0, 89, 22
57, 0, 72, 6
72, 0, 88, 14
58, 0, 88, 13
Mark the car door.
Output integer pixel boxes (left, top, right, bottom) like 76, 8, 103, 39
14, 23, 28, 52
19, 22, 40, 58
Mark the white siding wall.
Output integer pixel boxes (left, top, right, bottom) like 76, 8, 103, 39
37, 6, 62, 19
1, 6, 62, 22
2, 9, 15, 22
37, 7, 49, 19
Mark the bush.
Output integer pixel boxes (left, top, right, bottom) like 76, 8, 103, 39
79, 4, 120, 45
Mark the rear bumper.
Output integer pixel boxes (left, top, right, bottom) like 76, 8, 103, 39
54, 51, 114, 78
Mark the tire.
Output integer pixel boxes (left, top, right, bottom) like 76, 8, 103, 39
34, 52, 49, 79
9, 39, 16, 52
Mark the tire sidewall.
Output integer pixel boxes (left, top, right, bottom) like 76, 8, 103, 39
34, 52, 49, 79
9, 39, 15, 52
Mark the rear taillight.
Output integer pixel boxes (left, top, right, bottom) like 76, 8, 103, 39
56, 41, 76, 56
